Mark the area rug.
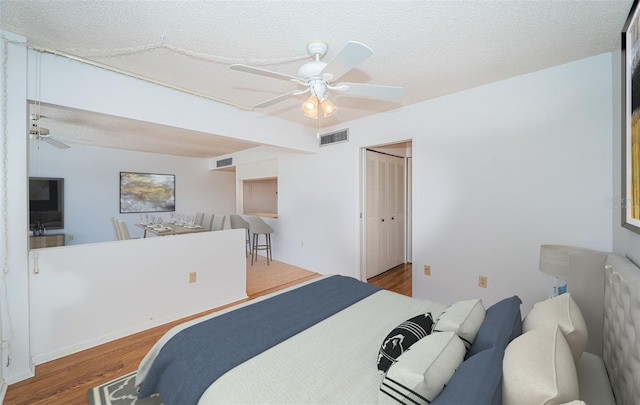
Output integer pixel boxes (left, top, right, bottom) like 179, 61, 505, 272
88, 371, 162, 405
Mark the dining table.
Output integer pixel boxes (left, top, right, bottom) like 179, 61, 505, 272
135, 222, 209, 238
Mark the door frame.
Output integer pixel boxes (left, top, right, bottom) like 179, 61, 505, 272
359, 141, 413, 282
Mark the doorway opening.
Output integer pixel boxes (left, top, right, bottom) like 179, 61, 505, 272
360, 141, 413, 289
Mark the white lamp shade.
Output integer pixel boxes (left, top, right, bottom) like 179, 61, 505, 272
320, 98, 337, 117
301, 95, 318, 119
539, 245, 574, 279
539, 245, 601, 279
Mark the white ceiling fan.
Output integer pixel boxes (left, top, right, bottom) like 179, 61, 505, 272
29, 114, 70, 149
230, 40, 404, 119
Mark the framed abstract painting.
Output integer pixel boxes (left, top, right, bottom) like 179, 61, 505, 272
623, 1, 640, 233
119, 172, 176, 213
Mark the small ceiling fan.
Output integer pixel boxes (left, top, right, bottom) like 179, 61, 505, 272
230, 40, 404, 119
29, 114, 70, 149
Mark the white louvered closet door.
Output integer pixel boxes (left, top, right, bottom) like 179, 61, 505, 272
377, 156, 389, 274
365, 150, 405, 279
365, 152, 379, 279
392, 156, 405, 267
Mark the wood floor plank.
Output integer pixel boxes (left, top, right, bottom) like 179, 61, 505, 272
4, 260, 409, 404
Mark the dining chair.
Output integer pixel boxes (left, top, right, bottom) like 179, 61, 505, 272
248, 216, 273, 265
202, 213, 213, 230
117, 220, 136, 240
229, 214, 251, 256
211, 215, 226, 231
111, 217, 122, 240
194, 212, 205, 227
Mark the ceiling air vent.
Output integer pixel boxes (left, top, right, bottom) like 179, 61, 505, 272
216, 157, 233, 168
319, 129, 349, 147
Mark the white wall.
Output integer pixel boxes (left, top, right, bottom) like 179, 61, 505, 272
405, 54, 612, 313
28, 230, 247, 364
238, 53, 613, 315
30, 144, 236, 244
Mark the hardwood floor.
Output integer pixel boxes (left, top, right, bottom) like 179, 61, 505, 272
368, 262, 412, 297
4, 260, 408, 405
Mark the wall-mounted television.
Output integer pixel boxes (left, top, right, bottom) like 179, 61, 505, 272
29, 177, 64, 230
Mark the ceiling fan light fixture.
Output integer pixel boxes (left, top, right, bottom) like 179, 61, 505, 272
320, 98, 337, 118
302, 95, 318, 119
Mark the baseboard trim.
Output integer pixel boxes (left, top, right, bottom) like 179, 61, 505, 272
0, 380, 7, 403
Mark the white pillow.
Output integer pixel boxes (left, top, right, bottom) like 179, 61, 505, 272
378, 331, 465, 405
434, 299, 485, 349
522, 293, 587, 362
503, 324, 579, 405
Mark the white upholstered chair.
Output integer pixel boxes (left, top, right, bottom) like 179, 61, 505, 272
111, 217, 123, 240
248, 216, 273, 265
211, 215, 226, 231
229, 214, 251, 256
194, 212, 205, 227
202, 214, 214, 230
116, 220, 135, 240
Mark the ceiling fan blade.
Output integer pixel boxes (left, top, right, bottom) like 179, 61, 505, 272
321, 41, 373, 82
253, 88, 309, 108
41, 137, 70, 149
56, 136, 94, 146
230, 64, 303, 83
336, 82, 404, 99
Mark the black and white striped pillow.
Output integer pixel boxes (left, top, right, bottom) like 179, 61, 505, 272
377, 313, 435, 373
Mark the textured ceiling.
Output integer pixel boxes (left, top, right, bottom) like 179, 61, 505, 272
0, 0, 634, 158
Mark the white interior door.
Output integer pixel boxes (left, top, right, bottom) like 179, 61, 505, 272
365, 152, 379, 278
406, 157, 413, 263
377, 156, 389, 274
365, 150, 406, 279
393, 156, 405, 266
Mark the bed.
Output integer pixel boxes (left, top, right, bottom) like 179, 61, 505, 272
135, 252, 640, 405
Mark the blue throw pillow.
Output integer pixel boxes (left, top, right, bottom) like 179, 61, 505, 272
432, 344, 505, 405
465, 295, 522, 359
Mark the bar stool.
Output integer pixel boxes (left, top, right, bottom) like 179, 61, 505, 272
248, 216, 273, 265
229, 214, 251, 256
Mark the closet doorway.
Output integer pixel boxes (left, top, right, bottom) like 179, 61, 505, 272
360, 141, 412, 281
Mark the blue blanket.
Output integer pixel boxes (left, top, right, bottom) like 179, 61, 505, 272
138, 275, 381, 405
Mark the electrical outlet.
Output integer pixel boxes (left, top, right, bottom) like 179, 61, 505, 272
424, 265, 431, 276
478, 275, 488, 288
189, 272, 197, 283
